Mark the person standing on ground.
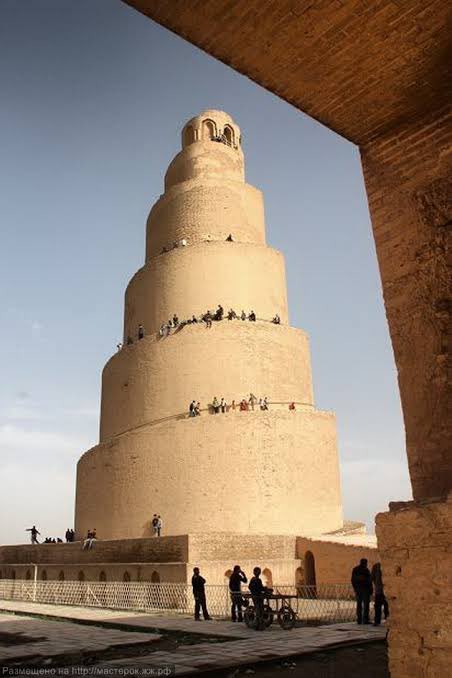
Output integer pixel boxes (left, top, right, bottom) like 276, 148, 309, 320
26, 525, 40, 544
249, 566, 272, 630
212, 397, 220, 414
151, 514, 159, 536
220, 398, 226, 413
138, 324, 144, 340
351, 558, 373, 624
157, 515, 163, 537
229, 565, 248, 622
191, 567, 211, 620
371, 562, 389, 625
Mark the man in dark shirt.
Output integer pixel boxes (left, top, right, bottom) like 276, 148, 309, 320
229, 565, 247, 622
249, 567, 272, 630
351, 558, 373, 624
26, 525, 40, 544
191, 567, 211, 620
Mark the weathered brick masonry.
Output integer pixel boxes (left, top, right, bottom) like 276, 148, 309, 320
361, 108, 451, 502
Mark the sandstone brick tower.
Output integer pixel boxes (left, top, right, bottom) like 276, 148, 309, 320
75, 110, 344, 541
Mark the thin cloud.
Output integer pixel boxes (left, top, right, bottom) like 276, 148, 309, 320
0, 424, 88, 454
1, 405, 44, 421
31, 321, 43, 338
341, 457, 412, 532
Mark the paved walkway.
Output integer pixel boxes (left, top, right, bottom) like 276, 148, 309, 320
0, 600, 386, 675
0, 612, 159, 664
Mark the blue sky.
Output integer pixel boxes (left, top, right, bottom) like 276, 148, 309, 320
0, 0, 411, 544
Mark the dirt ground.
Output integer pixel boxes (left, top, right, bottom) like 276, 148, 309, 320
205, 641, 388, 678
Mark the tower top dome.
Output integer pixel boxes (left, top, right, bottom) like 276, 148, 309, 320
181, 109, 241, 150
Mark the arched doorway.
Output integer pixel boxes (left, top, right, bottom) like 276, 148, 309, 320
41, 570, 47, 581
123, 571, 131, 582
202, 119, 216, 140
223, 125, 234, 146
58, 571, 65, 581
151, 571, 160, 583
25, 570, 31, 580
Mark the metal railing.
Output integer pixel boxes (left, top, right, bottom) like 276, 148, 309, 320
0, 580, 355, 623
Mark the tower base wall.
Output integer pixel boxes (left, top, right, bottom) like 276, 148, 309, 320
0, 533, 377, 586
76, 410, 343, 540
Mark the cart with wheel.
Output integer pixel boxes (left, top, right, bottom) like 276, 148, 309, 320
241, 592, 298, 630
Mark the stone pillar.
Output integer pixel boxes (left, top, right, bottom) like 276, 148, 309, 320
376, 499, 452, 677
363, 107, 451, 677
361, 107, 451, 501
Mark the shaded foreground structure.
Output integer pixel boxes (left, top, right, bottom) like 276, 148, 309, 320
122, 2, 452, 676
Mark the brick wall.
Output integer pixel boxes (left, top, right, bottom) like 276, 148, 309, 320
361, 106, 451, 501
376, 499, 452, 677
188, 533, 297, 561
296, 537, 378, 584
0, 536, 188, 566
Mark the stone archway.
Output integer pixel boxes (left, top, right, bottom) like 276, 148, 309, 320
304, 551, 316, 588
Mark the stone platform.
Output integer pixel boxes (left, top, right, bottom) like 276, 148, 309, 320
0, 532, 377, 585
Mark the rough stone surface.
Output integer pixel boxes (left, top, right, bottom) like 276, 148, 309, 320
76, 411, 342, 540
376, 499, 452, 678
361, 109, 451, 502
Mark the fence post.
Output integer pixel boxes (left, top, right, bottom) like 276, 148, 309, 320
32, 564, 38, 602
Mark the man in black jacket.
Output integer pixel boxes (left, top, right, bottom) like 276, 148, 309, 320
351, 558, 373, 624
229, 565, 247, 622
191, 567, 211, 620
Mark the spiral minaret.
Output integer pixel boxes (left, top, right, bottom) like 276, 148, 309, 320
75, 110, 343, 540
